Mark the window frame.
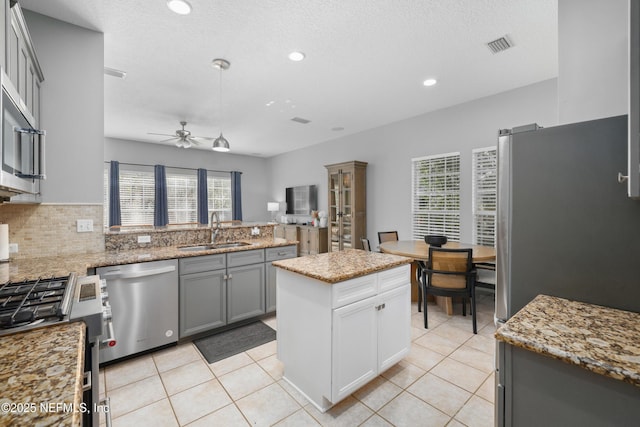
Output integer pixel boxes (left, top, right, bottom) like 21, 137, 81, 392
104, 164, 233, 228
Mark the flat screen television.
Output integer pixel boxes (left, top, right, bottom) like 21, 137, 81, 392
285, 185, 317, 215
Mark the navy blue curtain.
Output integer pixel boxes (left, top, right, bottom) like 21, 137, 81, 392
231, 171, 242, 221
197, 168, 208, 225
109, 161, 121, 227
154, 165, 169, 227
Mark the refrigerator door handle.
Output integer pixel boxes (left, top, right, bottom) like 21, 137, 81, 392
496, 131, 512, 322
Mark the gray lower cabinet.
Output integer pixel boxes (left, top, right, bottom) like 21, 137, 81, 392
265, 245, 297, 313
179, 249, 269, 338
179, 269, 227, 337
179, 254, 227, 338
227, 263, 266, 323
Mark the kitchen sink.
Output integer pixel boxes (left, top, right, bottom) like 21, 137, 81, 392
178, 242, 252, 251
212, 242, 253, 249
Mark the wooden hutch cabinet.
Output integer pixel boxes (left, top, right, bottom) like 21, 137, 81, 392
325, 161, 367, 251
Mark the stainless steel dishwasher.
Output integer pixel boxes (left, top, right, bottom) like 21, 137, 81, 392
97, 259, 179, 363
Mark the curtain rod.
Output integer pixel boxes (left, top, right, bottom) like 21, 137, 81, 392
103, 161, 240, 174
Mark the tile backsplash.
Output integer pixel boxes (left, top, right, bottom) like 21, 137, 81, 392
0, 204, 104, 259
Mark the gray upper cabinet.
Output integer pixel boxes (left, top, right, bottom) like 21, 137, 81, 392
628, 0, 640, 199
5, 2, 44, 128
0, 1, 5, 72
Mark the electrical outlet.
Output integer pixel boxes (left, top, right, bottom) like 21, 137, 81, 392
8, 243, 18, 253
76, 219, 94, 233
138, 235, 151, 243
251, 227, 260, 236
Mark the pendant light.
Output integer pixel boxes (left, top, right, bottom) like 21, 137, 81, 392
211, 58, 231, 152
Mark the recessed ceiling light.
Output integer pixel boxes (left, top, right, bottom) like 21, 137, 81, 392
288, 51, 306, 62
167, 0, 191, 15
423, 78, 437, 87
332, 127, 345, 132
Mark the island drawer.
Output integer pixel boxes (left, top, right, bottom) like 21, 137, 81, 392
227, 248, 265, 267
179, 254, 226, 275
331, 275, 378, 309
265, 245, 297, 261
378, 265, 410, 293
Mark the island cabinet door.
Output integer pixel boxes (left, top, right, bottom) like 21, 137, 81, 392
331, 295, 378, 402
377, 283, 411, 372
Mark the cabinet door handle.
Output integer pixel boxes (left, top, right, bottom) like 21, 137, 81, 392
228, 274, 233, 280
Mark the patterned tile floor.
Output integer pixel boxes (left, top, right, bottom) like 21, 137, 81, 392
100, 291, 496, 426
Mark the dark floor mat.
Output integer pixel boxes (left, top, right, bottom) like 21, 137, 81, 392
194, 321, 276, 364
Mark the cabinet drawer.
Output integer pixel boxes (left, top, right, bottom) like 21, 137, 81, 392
332, 274, 377, 309
179, 254, 226, 275
227, 248, 265, 267
265, 245, 297, 261
378, 265, 410, 294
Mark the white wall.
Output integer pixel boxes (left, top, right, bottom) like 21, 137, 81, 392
105, 138, 271, 222
558, 0, 628, 123
24, 11, 104, 203
268, 79, 559, 244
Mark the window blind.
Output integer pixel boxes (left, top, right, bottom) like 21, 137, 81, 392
472, 147, 497, 247
103, 164, 109, 228
166, 168, 197, 224
207, 174, 232, 222
411, 152, 460, 241
119, 166, 155, 226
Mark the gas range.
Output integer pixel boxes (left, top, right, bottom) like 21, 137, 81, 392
0, 272, 114, 426
0, 273, 110, 340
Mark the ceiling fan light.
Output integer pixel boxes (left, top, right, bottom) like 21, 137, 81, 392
212, 133, 230, 152
175, 140, 183, 148
182, 139, 192, 149
167, 0, 191, 15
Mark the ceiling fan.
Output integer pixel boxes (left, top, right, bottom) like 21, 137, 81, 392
148, 121, 214, 148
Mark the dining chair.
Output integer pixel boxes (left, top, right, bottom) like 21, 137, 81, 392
474, 261, 496, 291
377, 231, 399, 245
361, 238, 372, 251
420, 247, 477, 334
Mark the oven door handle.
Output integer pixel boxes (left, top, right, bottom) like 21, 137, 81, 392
100, 265, 176, 280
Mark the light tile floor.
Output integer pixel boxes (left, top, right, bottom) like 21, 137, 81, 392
100, 291, 496, 427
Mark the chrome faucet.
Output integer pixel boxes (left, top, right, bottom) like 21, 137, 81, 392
210, 211, 221, 244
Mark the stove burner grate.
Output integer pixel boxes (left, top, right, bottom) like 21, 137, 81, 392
0, 276, 70, 329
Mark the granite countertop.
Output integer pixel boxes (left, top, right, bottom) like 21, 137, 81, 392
0, 322, 86, 427
272, 249, 412, 283
496, 294, 640, 387
0, 237, 297, 282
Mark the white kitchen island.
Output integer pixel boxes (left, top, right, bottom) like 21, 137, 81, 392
273, 249, 413, 412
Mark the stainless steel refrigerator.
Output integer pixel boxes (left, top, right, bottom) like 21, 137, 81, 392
495, 114, 640, 426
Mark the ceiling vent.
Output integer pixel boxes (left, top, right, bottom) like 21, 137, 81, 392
291, 117, 311, 124
487, 36, 512, 54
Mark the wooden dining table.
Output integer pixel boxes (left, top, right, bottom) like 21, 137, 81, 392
379, 240, 496, 315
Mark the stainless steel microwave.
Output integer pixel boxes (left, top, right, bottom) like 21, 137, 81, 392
0, 70, 45, 201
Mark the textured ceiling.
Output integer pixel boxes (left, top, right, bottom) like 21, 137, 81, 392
20, 0, 558, 157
